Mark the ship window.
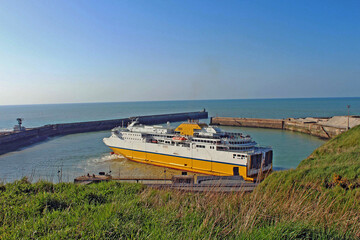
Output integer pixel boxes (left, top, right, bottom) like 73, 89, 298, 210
233, 154, 236, 158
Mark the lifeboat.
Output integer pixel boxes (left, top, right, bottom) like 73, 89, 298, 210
172, 136, 187, 142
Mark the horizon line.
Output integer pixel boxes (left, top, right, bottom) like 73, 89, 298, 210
1, 96, 360, 107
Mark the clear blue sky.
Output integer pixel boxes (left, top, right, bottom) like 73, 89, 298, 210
0, 0, 359, 105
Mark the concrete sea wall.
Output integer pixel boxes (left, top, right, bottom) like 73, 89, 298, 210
0, 111, 208, 155
210, 117, 346, 139
210, 117, 284, 129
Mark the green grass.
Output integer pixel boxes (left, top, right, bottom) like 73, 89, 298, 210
1, 126, 359, 239
260, 125, 360, 192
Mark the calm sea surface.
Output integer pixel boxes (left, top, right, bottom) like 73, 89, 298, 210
0, 98, 359, 182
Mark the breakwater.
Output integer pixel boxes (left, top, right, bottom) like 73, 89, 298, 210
210, 117, 347, 139
0, 111, 208, 155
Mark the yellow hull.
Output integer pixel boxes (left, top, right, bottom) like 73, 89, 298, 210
110, 147, 259, 181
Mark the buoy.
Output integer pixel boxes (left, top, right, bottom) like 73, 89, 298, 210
110, 152, 115, 155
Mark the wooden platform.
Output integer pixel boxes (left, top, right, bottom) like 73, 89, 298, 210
74, 175, 258, 192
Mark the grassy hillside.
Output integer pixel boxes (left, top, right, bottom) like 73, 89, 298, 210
1, 126, 359, 239
264, 124, 360, 185
260, 125, 360, 196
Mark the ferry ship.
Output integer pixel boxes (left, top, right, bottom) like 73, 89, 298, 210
103, 120, 273, 181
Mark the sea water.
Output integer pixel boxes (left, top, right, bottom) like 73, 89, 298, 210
0, 98, 359, 182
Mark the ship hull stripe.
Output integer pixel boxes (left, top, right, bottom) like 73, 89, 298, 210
107, 145, 247, 167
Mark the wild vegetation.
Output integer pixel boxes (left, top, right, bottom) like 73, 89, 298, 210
1, 126, 359, 239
